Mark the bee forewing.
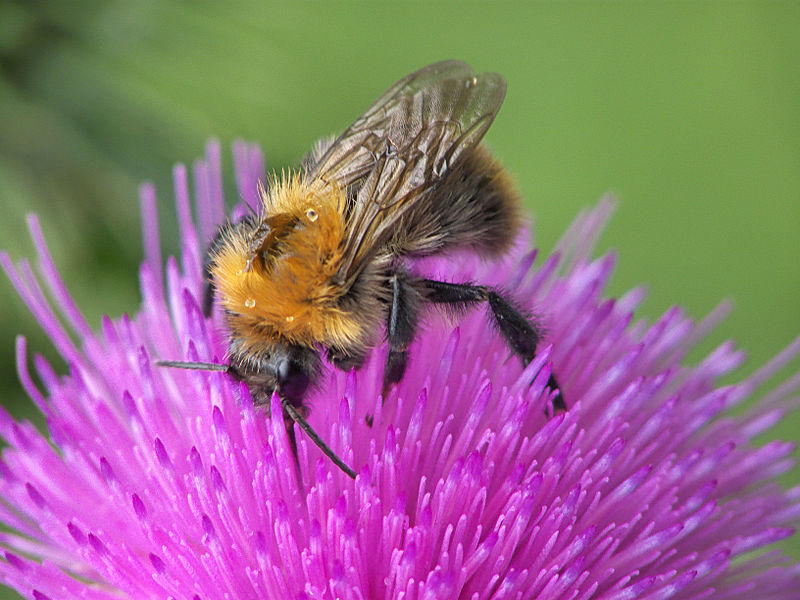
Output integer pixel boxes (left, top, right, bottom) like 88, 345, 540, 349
308, 61, 508, 281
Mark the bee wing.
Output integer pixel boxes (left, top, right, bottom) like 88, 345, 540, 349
310, 60, 476, 186
310, 61, 506, 282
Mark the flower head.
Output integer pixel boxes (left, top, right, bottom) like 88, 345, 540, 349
1, 140, 799, 599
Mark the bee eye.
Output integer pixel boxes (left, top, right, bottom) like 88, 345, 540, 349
305, 208, 318, 222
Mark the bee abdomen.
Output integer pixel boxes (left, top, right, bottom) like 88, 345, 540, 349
403, 145, 521, 257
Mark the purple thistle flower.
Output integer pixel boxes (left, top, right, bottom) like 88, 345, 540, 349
1, 139, 799, 599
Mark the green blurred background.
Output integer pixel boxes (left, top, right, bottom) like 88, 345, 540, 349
0, 2, 798, 596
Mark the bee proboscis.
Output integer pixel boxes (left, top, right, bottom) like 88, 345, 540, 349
159, 61, 564, 480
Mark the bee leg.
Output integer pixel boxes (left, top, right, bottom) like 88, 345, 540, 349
419, 279, 565, 411
487, 290, 565, 412
327, 348, 366, 373
382, 272, 422, 396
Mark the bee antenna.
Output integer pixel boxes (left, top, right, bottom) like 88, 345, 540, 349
155, 360, 229, 372
281, 398, 357, 480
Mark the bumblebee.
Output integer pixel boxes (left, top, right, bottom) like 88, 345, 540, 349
161, 61, 563, 478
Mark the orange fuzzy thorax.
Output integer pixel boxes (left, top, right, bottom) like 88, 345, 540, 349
211, 175, 372, 352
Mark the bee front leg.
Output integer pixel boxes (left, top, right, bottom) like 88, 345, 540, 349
419, 278, 566, 411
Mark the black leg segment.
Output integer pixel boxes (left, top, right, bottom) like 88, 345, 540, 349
485, 290, 541, 361
547, 373, 566, 412
328, 348, 367, 373
382, 272, 421, 394
421, 278, 486, 309
420, 279, 541, 361
419, 278, 565, 409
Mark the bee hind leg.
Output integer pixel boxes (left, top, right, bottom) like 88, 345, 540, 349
419, 278, 565, 411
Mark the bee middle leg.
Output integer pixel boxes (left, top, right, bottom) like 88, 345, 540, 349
419, 278, 566, 411
381, 272, 422, 395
